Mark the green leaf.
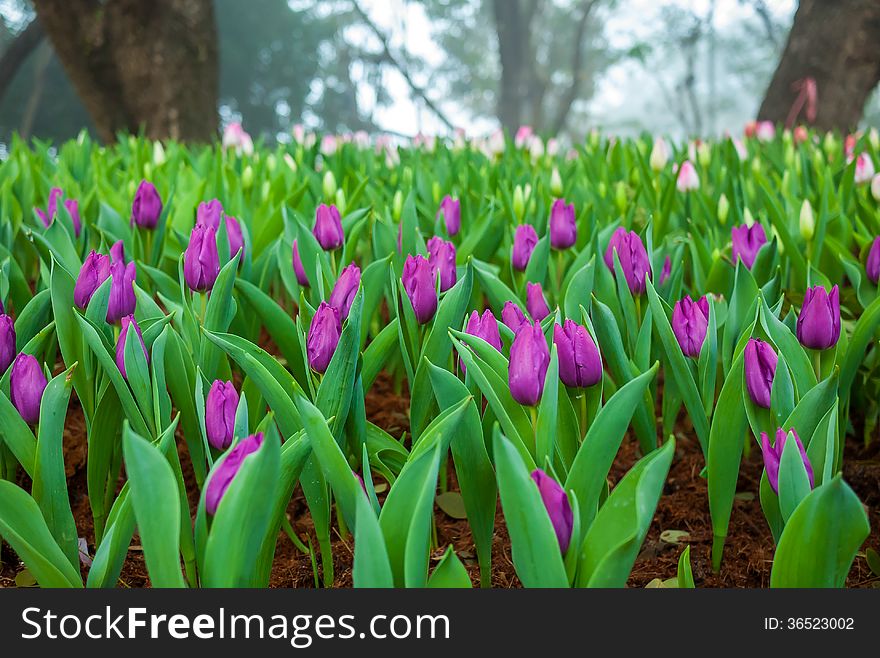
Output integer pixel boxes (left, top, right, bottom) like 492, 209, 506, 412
353, 491, 393, 588
677, 546, 695, 588
777, 434, 812, 523
427, 547, 473, 588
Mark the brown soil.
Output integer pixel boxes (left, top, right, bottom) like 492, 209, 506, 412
2, 371, 878, 589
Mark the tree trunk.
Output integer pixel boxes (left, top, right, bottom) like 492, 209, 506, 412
492, 0, 529, 133
31, 0, 218, 143
758, 0, 880, 132
0, 18, 45, 106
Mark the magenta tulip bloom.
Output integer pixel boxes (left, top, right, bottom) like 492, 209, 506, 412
502, 300, 527, 331
131, 180, 163, 229
10, 353, 47, 425
867, 237, 880, 284
74, 250, 111, 309
184, 223, 220, 292
526, 282, 550, 322
313, 203, 344, 251
106, 260, 137, 324
205, 380, 239, 450
225, 215, 244, 260
292, 239, 310, 287
307, 302, 341, 373
796, 285, 840, 350
64, 199, 82, 237
672, 296, 710, 358
205, 432, 264, 515
531, 469, 573, 552
0, 314, 15, 375
512, 224, 539, 271
731, 223, 767, 269
553, 319, 602, 388
603, 227, 652, 294
115, 315, 148, 380
402, 254, 438, 324
110, 240, 126, 264
436, 195, 461, 236
329, 263, 361, 321
508, 320, 550, 406
659, 255, 672, 285
427, 236, 457, 292
196, 199, 223, 229
549, 198, 576, 250
761, 428, 814, 494
744, 338, 777, 409
465, 309, 503, 352
35, 187, 62, 228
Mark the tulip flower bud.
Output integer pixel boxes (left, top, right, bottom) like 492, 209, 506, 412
307, 302, 341, 373
870, 127, 880, 152
130, 180, 162, 229
432, 181, 441, 206
464, 309, 503, 352
717, 193, 730, 225
64, 199, 82, 238
106, 260, 137, 324
225, 215, 244, 260
508, 320, 550, 406
392, 190, 404, 221
731, 222, 767, 269
796, 285, 840, 350
530, 469, 573, 552
10, 353, 47, 425
335, 189, 347, 216
870, 174, 880, 202
313, 203, 344, 251
614, 182, 627, 216
74, 250, 111, 309
205, 380, 239, 450
672, 296, 709, 358
35, 187, 63, 229
553, 319, 601, 388
0, 314, 15, 374
659, 255, 672, 285
512, 224, 539, 271
197, 199, 223, 228
205, 432, 264, 515
502, 301, 527, 332
550, 167, 563, 197
867, 237, 880, 284
743, 208, 755, 228
328, 262, 361, 320
526, 282, 550, 322
436, 195, 461, 236
549, 198, 577, 250
241, 165, 254, 190
402, 254, 438, 324
110, 240, 126, 264
603, 227, 652, 295
597, 182, 607, 198
650, 137, 669, 172
283, 153, 297, 173
799, 199, 815, 241
697, 142, 711, 168
512, 185, 526, 222
427, 237, 457, 292
115, 315, 148, 380
184, 223, 220, 293
322, 170, 337, 199
153, 141, 166, 166
676, 160, 700, 192
744, 338, 777, 409
761, 428, 813, 494
292, 240, 310, 287
856, 153, 876, 184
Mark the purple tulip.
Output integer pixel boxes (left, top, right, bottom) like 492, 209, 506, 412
35, 187, 62, 229
603, 227, 652, 295
225, 215, 244, 260
553, 319, 602, 388
731, 223, 767, 269
292, 239, 310, 287
0, 314, 15, 375
672, 296, 710, 358
761, 428, 814, 494
402, 254, 438, 324
10, 353, 47, 425
106, 260, 137, 324
526, 282, 550, 322
436, 195, 461, 236
502, 300, 527, 331
867, 237, 880, 284
197, 199, 223, 229
659, 255, 672, 285
796, 285, 840, 350
115, 315, 148, 380
184, 223, 220, 292
110, 240, 126, 264
205, 432, 264, 515
508, 320, 550, 406
74, 250, 111, 309
549, 198, 577, 250
427, 236, 457, 292
329, 262, 361, 321
307, 302, 341, 373
205, 380, 239, 450
530, 469, 574, 553
465, 309, 503, 352
512, 224, 539, 271
744, 338, 777, 409
313, 203, 344, 251
131, 180, 163, 229
64, 199, 82, 237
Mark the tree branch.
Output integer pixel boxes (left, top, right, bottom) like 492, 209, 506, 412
0, 18, 46, 106
350, 0, 454, 131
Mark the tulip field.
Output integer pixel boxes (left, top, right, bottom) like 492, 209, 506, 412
0, 124, 879, 589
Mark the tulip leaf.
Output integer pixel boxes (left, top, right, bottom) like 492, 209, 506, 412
758, 295, 816, 395
473, 258, 519, 312
427, 546, 473, 588
353, 490, 393, 588
0, 390, 36, 478
781, 370, 838, 448
535, 345, 559, 468
362, 318, 399, 391
677, 545, 695, 589
493, 426, 569, 588
563, 258, 596, 320
839, 292, 880, 404
777, 435, 812, 523
523, 234, 550, 289
198, 251, 240, 380
770, 476, 869, 588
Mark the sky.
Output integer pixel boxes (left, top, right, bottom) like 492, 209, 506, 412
357, 0, 797, 138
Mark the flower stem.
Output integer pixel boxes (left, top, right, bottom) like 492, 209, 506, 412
812, 348, 822, 381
